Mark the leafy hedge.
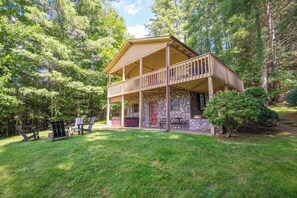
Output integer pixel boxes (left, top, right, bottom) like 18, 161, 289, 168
244, 87, 268, 103
285, 87, 297, 107
204, 88, 278, 137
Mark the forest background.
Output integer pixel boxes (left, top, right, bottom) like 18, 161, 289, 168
0, 0, 296, 137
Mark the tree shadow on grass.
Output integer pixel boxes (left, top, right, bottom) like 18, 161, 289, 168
0, 129, 217, 197
0, 128, 297, 197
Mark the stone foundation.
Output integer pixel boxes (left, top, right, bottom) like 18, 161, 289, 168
189, 118, 211, 131
142, 91, 191, 127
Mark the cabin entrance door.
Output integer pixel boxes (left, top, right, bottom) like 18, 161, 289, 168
149, 101, 158, 126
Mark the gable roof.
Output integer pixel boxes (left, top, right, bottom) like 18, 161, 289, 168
104, 35, 198, 74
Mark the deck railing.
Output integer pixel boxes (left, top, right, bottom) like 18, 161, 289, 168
211, 56, 244, 91
168, 54, 210, 85
107, 53, 243, 98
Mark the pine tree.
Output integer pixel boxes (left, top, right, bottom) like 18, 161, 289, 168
0, 0, 127, 136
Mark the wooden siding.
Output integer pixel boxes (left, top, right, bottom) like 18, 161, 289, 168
212, 56, 244, 91
125, 47, 191, 79
110, 42, 168, 73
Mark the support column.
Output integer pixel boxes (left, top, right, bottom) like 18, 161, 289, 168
122, 66, 125, 81
166, 45, 171, 132
139, 91, 142, 129
208, 76, 215, 136
224, 85, 229, 91
121, 95, 124, 127
106, 98, 110, 126
121, 66, 125, 127
106, 74, 111, 127
139, 58, 143, 129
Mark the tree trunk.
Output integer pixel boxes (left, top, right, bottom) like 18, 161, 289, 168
225, 127, 232, 138
262, 61, 269, 93
266, 0, 277, 72
265, 0, 280, 97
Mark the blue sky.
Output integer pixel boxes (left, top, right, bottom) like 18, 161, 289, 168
111, 0, 154, 38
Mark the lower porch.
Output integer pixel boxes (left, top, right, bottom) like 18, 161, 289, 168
107, 76, 234, 135
107, 81, 219, 134
105, 126, 211, 136
110, 116, 212, 133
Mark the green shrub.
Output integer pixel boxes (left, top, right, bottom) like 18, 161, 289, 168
244, 87, 279, 129
285, 87, 297, 107
204, 89, 279, 137
204, 90, 260, 137
251, 102, 279, 130
244, 87, 268, 103
259, 105, 279, 123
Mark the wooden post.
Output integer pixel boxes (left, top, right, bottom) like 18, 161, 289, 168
139, 58, 143, 129
139, 91, 142, 129
208, 76, 214, 99
106, 74, 111, 126
241, 81, 244, 91
224, 85, 229, 91
106, 98, 110, 126
208, 76, 215, 136
166, 45, 171, 132
122, 66, 125, 81
121, 95, 124, 127
225, 68, 228, 85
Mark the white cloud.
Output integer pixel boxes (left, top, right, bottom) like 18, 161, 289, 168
111, 1, 124, 9
127, 25, 148, 38
123, 4, 141, 15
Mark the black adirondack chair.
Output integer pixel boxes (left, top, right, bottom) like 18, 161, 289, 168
50, 121, 69, 141
15, 125, 39, 143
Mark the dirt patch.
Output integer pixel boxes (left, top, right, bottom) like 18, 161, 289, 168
151, 160, 158, 166
275, 122, 297, 135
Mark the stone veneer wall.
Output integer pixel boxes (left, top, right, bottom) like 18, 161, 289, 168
141, 91, 191, 127
126, 91, 210, 130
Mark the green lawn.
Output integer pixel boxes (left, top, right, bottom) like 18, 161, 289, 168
0, 124, 297, 197
270, 105, 297, 127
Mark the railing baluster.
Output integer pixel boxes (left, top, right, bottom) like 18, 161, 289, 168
107, 53, 243, 97
177, 65, 181, 82
206, 57, 210, 73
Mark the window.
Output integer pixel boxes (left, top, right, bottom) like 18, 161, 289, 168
199, 94, 205, 110
133, 104, 139, 113
171, 99, 180, 111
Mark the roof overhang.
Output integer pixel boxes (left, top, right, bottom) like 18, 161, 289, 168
104, 35, 198, 74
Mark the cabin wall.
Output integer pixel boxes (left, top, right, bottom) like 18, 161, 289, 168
126, 91, 192, 127
142, 91, 191, 127
124, 91, 208, 123
110, 42, 168, 73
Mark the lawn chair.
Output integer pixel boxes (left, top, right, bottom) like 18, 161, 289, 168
15, 125, 39, 143
80, 116, 96, 134
71, 118, 83, 133
50, 121, 69, 141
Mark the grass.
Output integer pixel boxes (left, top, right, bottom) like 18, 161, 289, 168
0, 123, 297, 198
270, 105, 297, 127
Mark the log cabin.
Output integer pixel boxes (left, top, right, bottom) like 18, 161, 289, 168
104, 36, 244, 135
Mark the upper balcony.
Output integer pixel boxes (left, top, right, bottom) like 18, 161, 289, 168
107, 53, 244, 99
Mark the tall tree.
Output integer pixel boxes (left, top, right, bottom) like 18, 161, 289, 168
0, 0, 127, 137
147, 0, 186, 41
147, 0, 297, 98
